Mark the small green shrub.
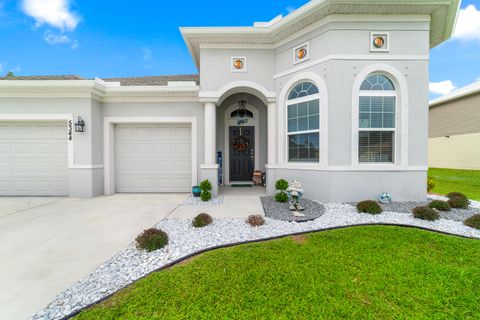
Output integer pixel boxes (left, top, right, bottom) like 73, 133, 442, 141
447, 192, 468, 200
357, 200, 383, 215
427, 177, 435, 193
193, 213, 213, 228
199, 180, 212, 192
464, 214, 480, 230
246, 215, 265, 227
200, 190, 212, 202
448, 196, 469, 209
275, 192, 289, 203
275, 179, 289, 191
412, 206, 440, 221
428, 200, 451, 212
135, 228, 169, 252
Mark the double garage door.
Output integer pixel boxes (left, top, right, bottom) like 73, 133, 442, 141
115, 124, 192, 193
0, 121, 68, 196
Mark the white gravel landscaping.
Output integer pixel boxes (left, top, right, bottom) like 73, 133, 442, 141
31, 198, 480, 320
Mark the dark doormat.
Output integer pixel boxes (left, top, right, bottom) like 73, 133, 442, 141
231, 184, 253, 188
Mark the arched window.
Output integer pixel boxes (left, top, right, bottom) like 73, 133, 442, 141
230, 109, 254, 119
287, 81, 320, 162
358, 74, 396, 163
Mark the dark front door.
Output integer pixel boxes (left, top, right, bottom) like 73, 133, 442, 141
230, 126, 254, 182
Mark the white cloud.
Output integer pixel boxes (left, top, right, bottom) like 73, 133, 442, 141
44, 30, 78, 49
22, 0, 80, 31
429, 80, 457, 95
0, 63, 3, 74
44, 31, 71, 44
453, 5, 480, 41
286, 6, 296, 14
142, 47, 152, 61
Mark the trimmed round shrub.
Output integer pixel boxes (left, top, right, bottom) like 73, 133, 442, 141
199, 179, 212, 192
428, 200, 451, 212
200, 190, 212, 202
357, 200, 382, 215
275, 179, 289, 191
412, 206, 440, 221
448, 196, 469, 209
447, 192, 468, 200
464, 214, 480, 230
135, 228, 169, 252
275, 192, 289, 203
427, 177, 435, 193
246, 215, 265, 227
193, 213, 213, 228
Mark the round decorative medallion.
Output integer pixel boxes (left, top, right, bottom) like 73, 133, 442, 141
297, 48, 307, 60
373, 36, 385, 48
233, 59, 244, 70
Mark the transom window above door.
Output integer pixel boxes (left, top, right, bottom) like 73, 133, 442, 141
230, 109, 254, 119
287, 81, 320, 163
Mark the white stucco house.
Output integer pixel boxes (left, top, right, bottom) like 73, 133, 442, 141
0, 0, 460, 202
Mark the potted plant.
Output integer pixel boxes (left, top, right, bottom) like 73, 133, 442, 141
192, 186, 201, 197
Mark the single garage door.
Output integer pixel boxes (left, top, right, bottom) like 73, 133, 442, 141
115, 124, 192, 193
0, 121, 68, 196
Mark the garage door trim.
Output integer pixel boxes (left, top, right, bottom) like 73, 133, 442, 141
104, 117, 197, 195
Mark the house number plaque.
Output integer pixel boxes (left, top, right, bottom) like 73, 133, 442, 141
68, 120, 73, 141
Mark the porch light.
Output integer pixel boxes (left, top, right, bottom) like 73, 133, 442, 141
238, 99, 247, 110
75, 116, 85, 132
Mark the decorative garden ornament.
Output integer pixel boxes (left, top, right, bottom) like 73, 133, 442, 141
379, 192, 392, 204
287, 180, 305, 212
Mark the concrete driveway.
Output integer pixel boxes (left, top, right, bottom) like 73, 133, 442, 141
0, 194, 187, 320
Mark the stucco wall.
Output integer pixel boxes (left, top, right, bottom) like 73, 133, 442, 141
429, 133, 480, 169
200, 48, 276, 92
267, 168, 426, 202
275, 20, 430, 73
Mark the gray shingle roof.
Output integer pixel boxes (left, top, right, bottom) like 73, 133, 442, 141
0, 74, 200, 86
0, 75, 84, 80
103, 74, 199, 86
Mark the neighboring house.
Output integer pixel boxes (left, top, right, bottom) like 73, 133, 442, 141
0, 0, 460, 202
429, 81, 480, 170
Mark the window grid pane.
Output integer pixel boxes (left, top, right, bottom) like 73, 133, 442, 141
288, 133, 320, 162
359, 96, 396, 129
288, 100, 320, 133
288, 82, 319, 100
360, 74, 395, 91
359, 131, 394, 163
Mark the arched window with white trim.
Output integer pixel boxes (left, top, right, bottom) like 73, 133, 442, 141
358, 74, 396, 163
287, 81, 320, 162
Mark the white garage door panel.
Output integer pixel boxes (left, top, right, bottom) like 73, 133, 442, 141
115, 124, 192, 193
0, 122, 68, 196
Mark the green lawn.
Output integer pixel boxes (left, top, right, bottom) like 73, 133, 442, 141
429, 168, 480, 201
75, 227, 480, 320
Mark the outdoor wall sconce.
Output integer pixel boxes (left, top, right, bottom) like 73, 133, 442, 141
75, 116, 85, 132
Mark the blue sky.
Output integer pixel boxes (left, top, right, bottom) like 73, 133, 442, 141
0, 0, 479, 98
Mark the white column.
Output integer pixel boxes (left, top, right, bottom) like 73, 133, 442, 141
267, 101, 277, 165
204, 102, 216, 165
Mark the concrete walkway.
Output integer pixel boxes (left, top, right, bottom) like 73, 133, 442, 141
0, 194, 188, 320
169, 186, 266, 218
